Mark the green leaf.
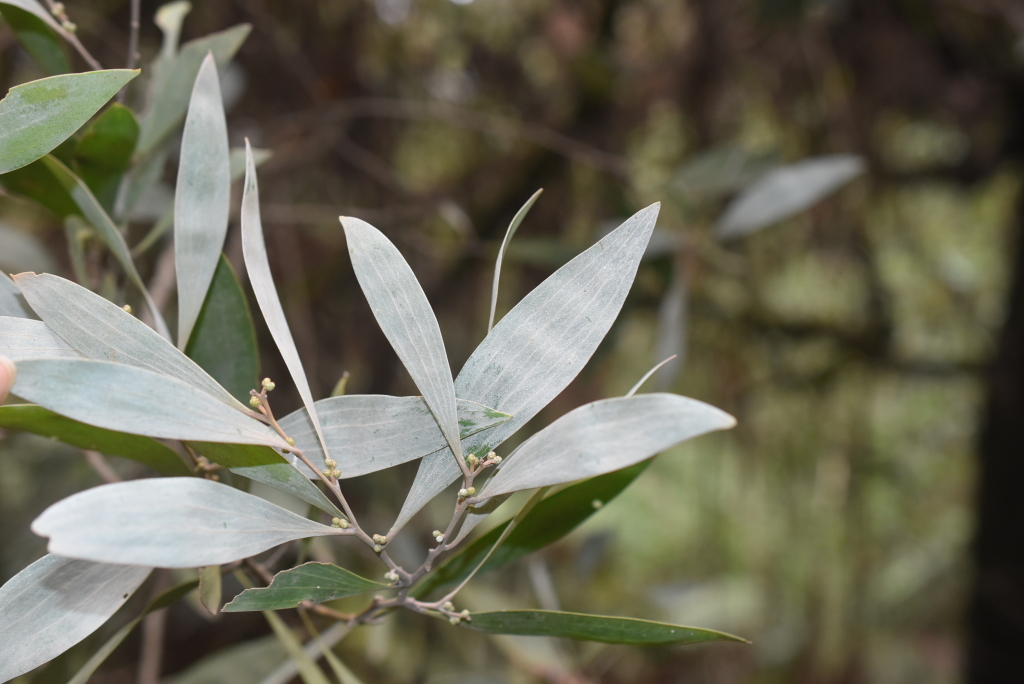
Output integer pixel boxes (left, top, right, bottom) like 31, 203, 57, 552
12, 358, 290, 448
489, 188, 542, 332
137, 24, 251, 155
463, 610, 747, 646
0, 4, 69, 75
73, 102, 139, 213
0, 404, 191, 476
342, 216, 463, 462
175, 53, 231, 349
0, 0, 75, 43
0, 155, 78, 217
32, 478, 342, 567
277, 395, 511, 480
15, 272, 248, 412
479, 394, 735, 498
241, 142, 332, 472
716, 155, 864, 238
65, 578, 200, 684
186, 255, 260, 403
0, 70, 138, 174
0, 555, 150, 682
262, 610, 332, 684
199, 565, 222, 615
224, 562, 384, 612
412, 462, 648, 598
392, 203, 661, 537
186, 441, 287, 468
230, 462, 342, 517
37, 155, 171, 339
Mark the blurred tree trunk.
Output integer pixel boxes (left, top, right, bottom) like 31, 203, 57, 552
968, 185, 1024, 680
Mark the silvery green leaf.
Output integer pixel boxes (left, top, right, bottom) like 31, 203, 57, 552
0, 316, 79, 360
31, 478, 340, 567
0, 273, 32, 318
241, 142, 331, 464
38, 156, 171, 340
12, 358, 289, 448
230, 146, 271, 179
14, 273, 248, 412
390, 203, 660, 536
341, 217, 462, 462
230, 463, 342, 517
137, 24, 251, 155
175, 53, 231, 349
479, 394, 734, 498
0, 69, 138, 174
0, 555, 150, 682
277, 395, 511, 479
489, 189, 542, 331
716, 154, 864, 238
652, 261, 686, 390
154, 1, 191, 59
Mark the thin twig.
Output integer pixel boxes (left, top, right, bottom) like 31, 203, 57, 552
125, 0, 141, 70
84, 450, 121, 483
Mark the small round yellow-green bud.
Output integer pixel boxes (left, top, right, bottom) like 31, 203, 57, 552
373, 543, 383, 553
458, 488, 469, 498
322, 469, 333, 478
384, 570, 399, 582
443, 601, 455, 611
325, 458, 337, 469
492, 455, 502, 463
372, 534, 387, 545
331, 469, 342, 478
460, 609, 470, 619
487, 451, 497, 459
592, 499, 603, 509
262, 377, 276, 391
286, 437, 295, 446
339, 519, 350, 529
466, 454, 479, 468
121, 304, 132, 314
433, 531, 445, 543
465, 487, 476, 496
449, 616, 461, 626
249, 396, 262, 408
331, 517, 342, 527
61, 19, 76, 32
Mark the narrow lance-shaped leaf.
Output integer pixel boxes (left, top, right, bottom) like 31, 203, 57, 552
489, 188, 542, 331
0, 316, 80, 360
242, 141, 332, 466
277, 395, 511, 479
412, 461, 650, 598
12, 358, 290, 448
716, 154, 864, 238
15, 273, 250, 412
65, 578, 201, 684
342, 216, 463, 463
0, 4, 69, 75
0, 69, 138, 174
32, 478, 341, 567
73, 102, 139, 212
137, 24, 251, 155
0, 404, 191, 476
0, 555, 151, 682
479, 394, 735, 498
186, 255, 260, 403
463, 610, 746, 646
224, 562, 384, 612
390, 203, 661, 537
230, 462, 343, 518
38, 155, 171, 340
176, 53, 231, 349
0, 273, 33, 318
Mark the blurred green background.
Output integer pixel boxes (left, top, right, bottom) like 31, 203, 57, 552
3, 0, 1023, 682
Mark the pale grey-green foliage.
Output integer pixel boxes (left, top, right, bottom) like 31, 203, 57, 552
390, 203, 661, 536
0, 70, 137, 174
279, 395, 511, 478
39, 156, 171, 339
242, 142, 333, 465
175, 53, 231, 349
0, 555, 150, 682
0, 274, 31, 318
0, 316, 80, 359
231, 463, 343, 517
479, 394, 735, 497
12, 359, 289, 447
342, 217, 464, 463
716, 154, 864, 238
15, 273, 248, 411
489, 188, 542, 332
32, 478, 340, 567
